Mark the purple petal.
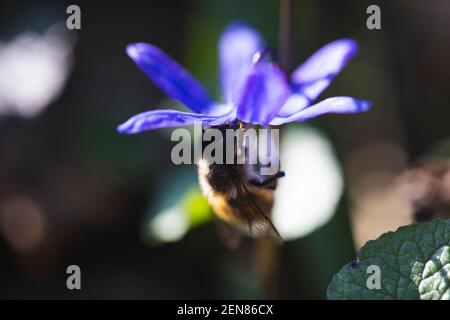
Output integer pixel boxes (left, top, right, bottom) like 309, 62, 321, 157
236, 62, 290, 126
275, 94, 310, 117
270, 97, 372, 125
219, 22, 263, 103
117, 109, 232, 134
127, 43, 212, 113
200, 102, 236, 117
290, 39, 359, 103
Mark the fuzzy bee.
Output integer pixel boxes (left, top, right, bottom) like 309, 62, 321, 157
198, 123, 284, 242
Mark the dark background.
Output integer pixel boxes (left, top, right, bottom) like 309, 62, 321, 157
0, 0, 449, 299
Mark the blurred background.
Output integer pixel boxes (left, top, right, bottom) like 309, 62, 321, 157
0, 0, 449, 299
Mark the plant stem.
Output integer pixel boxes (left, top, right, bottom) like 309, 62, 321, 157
255, 239, 281, 299
279, 0, 293, 73
254, 0, 294, 300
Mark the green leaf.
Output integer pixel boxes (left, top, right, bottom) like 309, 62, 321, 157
327, 219, 450, 300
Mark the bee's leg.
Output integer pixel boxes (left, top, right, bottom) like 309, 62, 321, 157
249, 171, 285, 189
260, 170, 285, 186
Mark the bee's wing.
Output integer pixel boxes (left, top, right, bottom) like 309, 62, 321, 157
236, 219, 282, 243
236, 181, 283, 242
215, 220, 242, 250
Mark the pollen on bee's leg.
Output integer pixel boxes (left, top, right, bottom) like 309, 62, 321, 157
239, 121, 249, 131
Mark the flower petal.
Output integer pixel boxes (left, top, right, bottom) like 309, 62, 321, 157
290, 39, 359, 103
219, 22, 263, 103
200, 102, 236, 117
117, 109, 231, 134
127, 43, 212, 113
270, 97, 372, 125
275, 94, 310, 117
236, 62, 290, 126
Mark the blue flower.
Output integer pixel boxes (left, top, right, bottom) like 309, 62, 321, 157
117, 23, 371, 134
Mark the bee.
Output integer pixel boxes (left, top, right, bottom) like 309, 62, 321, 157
197, 122, 284, 242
